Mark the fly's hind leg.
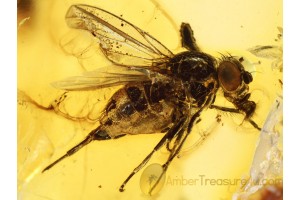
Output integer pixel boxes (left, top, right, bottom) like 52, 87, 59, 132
147, 109, 202, 194
42, 127, 125, 172
180, 23, 200, 52
119, 116, 188, 192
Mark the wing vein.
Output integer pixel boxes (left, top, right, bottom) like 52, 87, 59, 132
74, 5, 159, 55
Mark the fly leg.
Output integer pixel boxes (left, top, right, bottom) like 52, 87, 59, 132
180, 23, 200, 51
42, 127, 125, 172
119, 116, 188, 192
148, 128, 188, 195
148, 109, 202, 194
210, 104, 261, 130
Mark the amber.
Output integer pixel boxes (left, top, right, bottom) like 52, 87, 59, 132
18, 0, 282, 199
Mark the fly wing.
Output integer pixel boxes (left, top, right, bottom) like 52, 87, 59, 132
65, 4, 174, 69
52, 65, 152, 91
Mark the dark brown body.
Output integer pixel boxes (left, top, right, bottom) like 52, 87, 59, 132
42, 5, 260, 193
95, 51, 219, 140
100, 81, 176, 137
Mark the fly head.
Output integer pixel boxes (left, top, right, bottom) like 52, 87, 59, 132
217, 56, 256, 119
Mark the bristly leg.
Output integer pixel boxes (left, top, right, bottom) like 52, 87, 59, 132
248, 119, 261, 131
119, 116, 188, 192
210, 104, 240, 114
147, 109, 202, 194
210, 104, 261, 131
42, 128, 125, 172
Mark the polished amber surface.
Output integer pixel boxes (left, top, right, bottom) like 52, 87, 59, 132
18, 0, 282, 199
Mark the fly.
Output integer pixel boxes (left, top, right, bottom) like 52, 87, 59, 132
42, 4, 261, 194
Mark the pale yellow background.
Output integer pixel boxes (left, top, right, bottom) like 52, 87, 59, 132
18, 0, 282, 199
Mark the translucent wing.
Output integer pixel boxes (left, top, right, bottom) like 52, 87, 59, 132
52, 65, 152, 91
65, 4, 174, 69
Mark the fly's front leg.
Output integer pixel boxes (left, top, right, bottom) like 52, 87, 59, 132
210, 104, 261, 130
210, 104, 240, 113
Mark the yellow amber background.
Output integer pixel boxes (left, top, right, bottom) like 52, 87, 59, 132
18, 0, 282, 199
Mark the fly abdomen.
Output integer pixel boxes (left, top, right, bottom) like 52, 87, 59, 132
43, 81, 176, 172
126, 85, 148, 111
100, 81, 176, 138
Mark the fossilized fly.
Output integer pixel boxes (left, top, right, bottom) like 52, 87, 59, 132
42, 4, 261, 193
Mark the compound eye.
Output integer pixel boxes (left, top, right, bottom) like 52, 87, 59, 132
218, 61, 241, 92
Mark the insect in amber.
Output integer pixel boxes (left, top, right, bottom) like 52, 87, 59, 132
42, 4, 261, 193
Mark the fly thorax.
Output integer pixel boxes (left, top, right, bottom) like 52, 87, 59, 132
168, 51, 217, 82
188, 75, 219, 109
